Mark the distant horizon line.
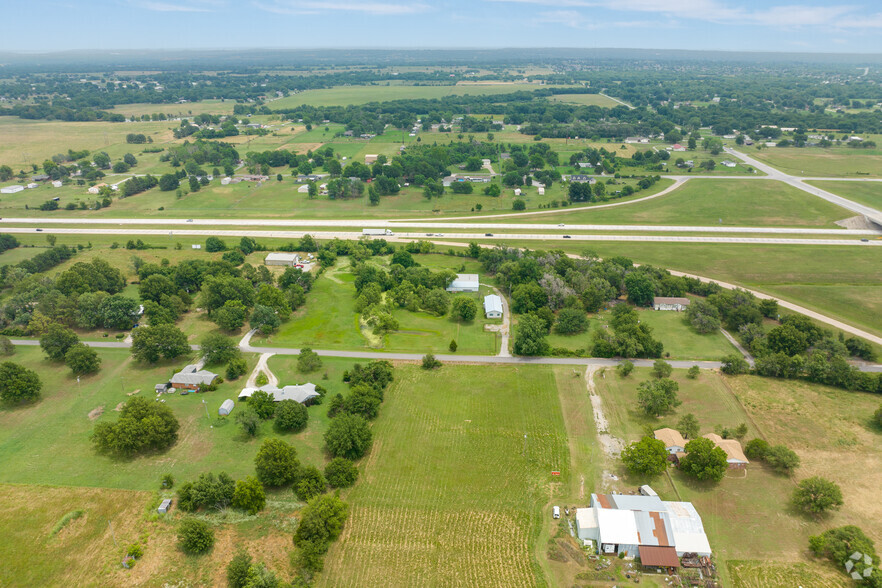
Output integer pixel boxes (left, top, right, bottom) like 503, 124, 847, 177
2, 46, 882, 57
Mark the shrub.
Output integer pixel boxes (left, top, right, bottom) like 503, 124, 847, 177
744, 438, 770, 460
274, 399, 308, 433
226, 550, 253, 588
449, 339, 458, 352
254, 438, 300, 487
235, 406, 260, 436
226, 357, 248, 380
324, 413, 372, 460
720, 354, 749, 375
617, 360, 634, 377
765, 444, 801, 473
793, 476, 844, 515
177, 519, 215, 554
205, 237, 227, 252
293, 494, 348, 549
555, 308, 589, 334
686, 365, 700, 379
161, 473, 175, 489
651, 359, 672, 379
0, 362, 43, 404
92, 397, 179, 457
295, 466, 326, 501
232, 476, 266, 515
325, 457, 359, 488
421, 353, 442, 369
0, 336, 14, 356
297, 347, 323, 373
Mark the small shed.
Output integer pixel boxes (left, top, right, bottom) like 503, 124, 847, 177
155, 382, 170, 394
483, 294, 503, 318
219, 399, 234, 416
158, 499, 172, 514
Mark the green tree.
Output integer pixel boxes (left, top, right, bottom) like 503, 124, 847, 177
874, 405, 882, 429
325, 413, 372, 460
680, 437, 728, 482
765, 444, 801, 473
92, 397, 179, 457
0, 336, 14, 356
274, 399, 308, 433
293, 494, 349, 548
793, 476, 844, 515
325, 457, 358, 488
139, 274, 177, 303
177, 519, 215, 554
250, 305, 281, 334
214, 300, 248, 331
0, 362, 42, 404
297, 347, 322, 373
226, 357, 248, 380
65, 343, 101, 375
232, 476, 266, 515
254, 438, 300, 487
720, 354, 750, 375
744, 438, 770, 460
809, 526, 879, 577
617, 360, 634, 377
513, 314, 550, 356
636, 378, 681, 416
131, 324, 190, 363
651, 359, 672, 379
624, 273, 655, 307
39, 323, 80, 362
159, 173, 180, 191
512, 199, 526, 211
242, 563, 280, 588
686, 365, 701, 379
555, 308, 589, 334
248, 389, 276, 420
421, 353, 442, 369
450, 296, 478, 322
226, 550, 253, 588
202, 275, 255, 314
295, 465, 326, 501
685, 299, 721, 334
235, 407, 260, 437
621, 437, 668, 476
767, 324, 809, 356
677, 413, 700, 439
200, 332, 240, 365
99, 294, 140, 330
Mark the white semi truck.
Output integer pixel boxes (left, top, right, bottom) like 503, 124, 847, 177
362, 228, 394, 236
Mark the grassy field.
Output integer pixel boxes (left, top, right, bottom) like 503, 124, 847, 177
271, 83, 574, 108
253, 256, 501, 354
0, 117, 176, 171
320, 363, 575, 587
807, 180, 882, 209
0, 346, 352, 490
105, 99, 236, 117
740, 146, 882, 177
502, 178, 854, 227
595, 368, 882, 587
547, 93, 623, 108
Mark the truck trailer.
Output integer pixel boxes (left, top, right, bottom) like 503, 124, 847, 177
362, 228, 394, 236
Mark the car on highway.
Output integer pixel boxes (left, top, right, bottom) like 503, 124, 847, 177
186, 219, 194, 222
36, 228, 42, 232
563, 235, 571, 238
485, 233, 493, 236
425, 233, 433, 236
861, 238, 869, 242
558, 223, 565, 227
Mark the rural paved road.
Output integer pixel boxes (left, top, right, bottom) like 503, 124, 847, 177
1, 226, 876, 246
11, 339, 882, 372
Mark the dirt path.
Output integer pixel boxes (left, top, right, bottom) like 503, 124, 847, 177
246, 353, 278, 388
585, 366, 624, 458
484, 286, 512, 357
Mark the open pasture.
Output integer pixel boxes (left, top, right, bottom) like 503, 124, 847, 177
743, 146, 882, 177
320, 363, 572, 587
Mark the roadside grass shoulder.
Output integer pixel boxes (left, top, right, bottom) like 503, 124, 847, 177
807, 179, 882, 209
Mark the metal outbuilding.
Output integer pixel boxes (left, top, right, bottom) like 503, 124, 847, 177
219, 399, 234, 416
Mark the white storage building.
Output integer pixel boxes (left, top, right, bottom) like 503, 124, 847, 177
265, 252, 300, 267
218, 399, 235, 416
483, 294, 503, 318
446, 274, 479, 292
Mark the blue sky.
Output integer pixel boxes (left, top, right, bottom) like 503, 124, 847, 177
4, 0, 882, 53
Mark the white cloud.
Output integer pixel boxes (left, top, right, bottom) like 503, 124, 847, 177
134, 0, 223, 12
253, 0, 431, 15
486, 0, 882, 29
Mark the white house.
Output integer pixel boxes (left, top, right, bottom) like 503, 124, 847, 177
221, 177, 232, 185
483, 294, 503, 318
721, 160, 737, 168
0, 185, 24, 194
87, 183, 107, 195
446, 274, 480, 292
514, 188, 521, 196
653, 297, 691, 311
239, 383, 319, 404
52, 180, 63, 188
537, 186, 545, 195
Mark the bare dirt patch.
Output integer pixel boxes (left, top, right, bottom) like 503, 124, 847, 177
126, 389, 140, 397
113, 402, 125, 412
87, 406, 104, 420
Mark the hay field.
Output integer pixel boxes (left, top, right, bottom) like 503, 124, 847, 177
320, 364, 571, 587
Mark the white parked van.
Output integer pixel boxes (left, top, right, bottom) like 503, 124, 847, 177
552, 506, 560, 519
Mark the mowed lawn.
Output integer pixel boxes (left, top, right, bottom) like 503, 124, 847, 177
320, 364, 571, 588
807, 180, 882, 209
743, 146, 882, 177
516, 179, 853, 227
0, 347, 346, 490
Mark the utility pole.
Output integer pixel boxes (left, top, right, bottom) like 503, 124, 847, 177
202, 398, 209, 420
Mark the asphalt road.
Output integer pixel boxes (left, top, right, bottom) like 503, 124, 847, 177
1, 226, 876, 246
3, 217, 877, 236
